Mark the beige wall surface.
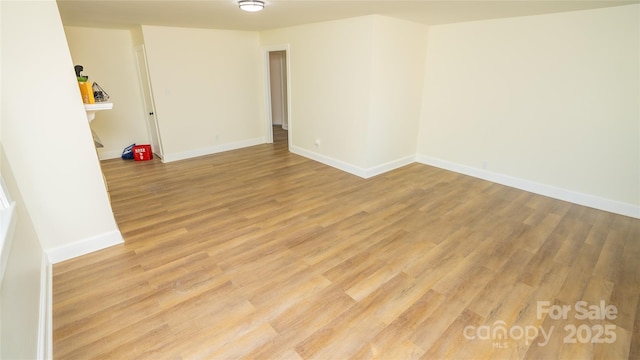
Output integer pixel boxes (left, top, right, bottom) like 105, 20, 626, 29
262, 15, 428, 171
367, 16, 427, 168
130, 26, 144, 47
1, 0, 124, 357
0, 152, 44, 360
64, 26, 150, 159
261, 16, 374, 168
1, 1, 119, 250
141, 25, 265, 158
418, 4, 640, 207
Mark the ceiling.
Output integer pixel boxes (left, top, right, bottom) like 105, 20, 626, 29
56, 0, 638, 31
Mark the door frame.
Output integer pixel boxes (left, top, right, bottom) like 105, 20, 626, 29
262, 44, 292, 148
134, 44, 165, 159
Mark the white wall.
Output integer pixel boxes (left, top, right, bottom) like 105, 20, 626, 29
418, 4, 640, 216
1, 1, 122, 254
0, 6, 38, 359
261, 16, 428, 175
262, 17, 374, 169
0, 151, 45, 360
64, 26, 150, 160
130, 26, 144, 47
1, 0, 124, 356
141, 25, 265, 161
367, 16, 427, 169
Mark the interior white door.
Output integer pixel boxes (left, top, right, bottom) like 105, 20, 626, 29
134, 45, 164, 159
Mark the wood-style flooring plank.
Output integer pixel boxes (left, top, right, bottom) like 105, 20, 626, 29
53, 126, 640, 359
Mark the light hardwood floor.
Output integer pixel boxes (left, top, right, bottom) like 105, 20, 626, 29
54, 126, 640, 359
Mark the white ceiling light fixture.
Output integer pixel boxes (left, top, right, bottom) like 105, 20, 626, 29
238, 0, 264, 12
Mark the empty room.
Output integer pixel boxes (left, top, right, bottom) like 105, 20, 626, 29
1, 0, 639, 359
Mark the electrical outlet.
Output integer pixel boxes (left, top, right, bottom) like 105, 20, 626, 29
314, 139, 321, 148
482, 160, 488, 170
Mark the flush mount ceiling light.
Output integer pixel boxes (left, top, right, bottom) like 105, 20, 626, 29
238, 0, 264, 12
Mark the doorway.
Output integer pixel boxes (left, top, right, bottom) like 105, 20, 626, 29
264, 46, 291, 148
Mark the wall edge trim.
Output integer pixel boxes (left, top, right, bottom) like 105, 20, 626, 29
46, 230, 124, 264
290, 146, 415, 179
161, 137, 265, 163
37, 254, 52, 360
417, 154, 640, 219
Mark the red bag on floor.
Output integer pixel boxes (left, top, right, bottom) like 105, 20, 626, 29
133, 145, 153, 161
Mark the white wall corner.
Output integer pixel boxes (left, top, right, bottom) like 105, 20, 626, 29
290, 146, 416, 179
290, 145, 369, 178
46, 230, 124, 264
416, 155, 640, 219
362, 155, 417, 179
161, 137, 265, 163
37, 254, 52, 360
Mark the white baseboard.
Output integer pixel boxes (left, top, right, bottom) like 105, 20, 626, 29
161, 137, 265, 163
97, 149, 123, 160
290, 145, 415, 179
290, 145, 368, 178
363, 155, 416, 179
46, 230, 124, 264
99, 149, 166, 161
37, 254, 52, 360
417, 155, 640, 219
